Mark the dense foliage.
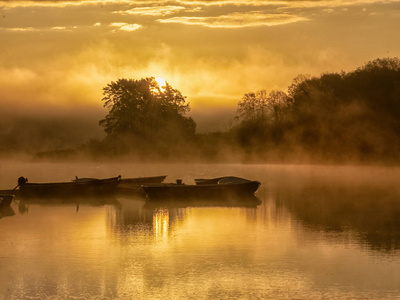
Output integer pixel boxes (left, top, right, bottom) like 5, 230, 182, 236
232, 57, 400, 163
100, 78, 195, 136
95, 77, 196, 158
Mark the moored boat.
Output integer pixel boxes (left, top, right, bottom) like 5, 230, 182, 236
74, 175, 166, 188
17, 176, 121, 197
194, 176, 253, 185
142, 176, 260, 201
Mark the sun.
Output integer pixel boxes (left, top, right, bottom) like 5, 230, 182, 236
155, 77, 167, 92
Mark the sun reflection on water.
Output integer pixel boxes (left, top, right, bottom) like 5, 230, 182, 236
153, 208, 170, 243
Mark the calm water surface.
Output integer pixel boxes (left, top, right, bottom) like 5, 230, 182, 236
1, 162, 400, 299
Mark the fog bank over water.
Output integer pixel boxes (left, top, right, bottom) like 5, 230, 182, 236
0, 108, 104, 157
1, 161, 399, 188
189, 107, 236, 133
0, 102, 235, 157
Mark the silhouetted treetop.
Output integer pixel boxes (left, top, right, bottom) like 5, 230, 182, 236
236, 90, 291, 125
99, 77, 196, 141
357, 57, 400, 72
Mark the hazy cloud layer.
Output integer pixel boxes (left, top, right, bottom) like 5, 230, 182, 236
1, 0, 400, 131
158, 12, 308, 28
110, 22, 142, 31
2, 0, 400, 7
114, 6, 187, 16
1, 0, 399, 30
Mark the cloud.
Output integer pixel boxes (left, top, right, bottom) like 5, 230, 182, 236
110, 22, 142, 31
173, 0, 400, 9
114, 5, 186, 16
2, 0, 399, 31
3, 27, 37, 31
3, 0, 400, 10
158, 11, 308, 28
51, 26, 68, 30
1, 0, 400, 135
0, 25, 86, 32
0, 0, 95, 8
0, 0, 163, 9
176, 0, 400, 6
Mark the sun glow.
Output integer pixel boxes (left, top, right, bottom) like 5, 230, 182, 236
155, 77, 167, 92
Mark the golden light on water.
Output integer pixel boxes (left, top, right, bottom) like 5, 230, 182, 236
2, 163, 400, 298
153, 208, 170, 242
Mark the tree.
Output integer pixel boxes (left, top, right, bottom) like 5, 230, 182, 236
99, 77, 196, 153
287, 57, 400, 162
267, 90, 292, 128
233, 89, 292, 157
236, 89, 292, 129
237, 91, 268, 125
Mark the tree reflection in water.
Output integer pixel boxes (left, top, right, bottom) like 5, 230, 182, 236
276, 178, 400, 252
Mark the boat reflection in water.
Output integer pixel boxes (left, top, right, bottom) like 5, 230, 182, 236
0, 194, 16, 218
0, 205, 15, 218
112, 193, 261, 241
144, 195, 261, 209
17, 194, 120, 214
0, 194, 15, 207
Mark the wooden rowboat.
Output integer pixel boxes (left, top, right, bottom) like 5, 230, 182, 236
142, 176, 260, 201
74, 175, 166, 187
74, 175, 166, 195
18, 176, 121, 197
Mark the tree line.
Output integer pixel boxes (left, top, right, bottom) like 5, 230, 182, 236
230, 57, 400, 163
3, 57, 400, 164
82, 57, 400, 164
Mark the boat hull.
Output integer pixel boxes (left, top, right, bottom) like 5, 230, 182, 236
118, 176, 166, 189
18, 176, 121, 197
120, 176, 166, 185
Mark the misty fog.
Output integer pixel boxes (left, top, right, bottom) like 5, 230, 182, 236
1, 58, 400, 165
0, 109, 104, 158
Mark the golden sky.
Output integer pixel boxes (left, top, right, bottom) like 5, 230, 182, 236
1, 0, 400, 130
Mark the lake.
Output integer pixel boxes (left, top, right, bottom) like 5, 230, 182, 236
1, 162, 400, 299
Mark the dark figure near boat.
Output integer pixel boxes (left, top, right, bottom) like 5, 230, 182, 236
18, 176, 28, 186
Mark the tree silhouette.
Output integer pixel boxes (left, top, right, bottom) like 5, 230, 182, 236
288, 57, 400, 162
232, 57, 400, 163
234, 89, 292, 158
98, 77, 196, 156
